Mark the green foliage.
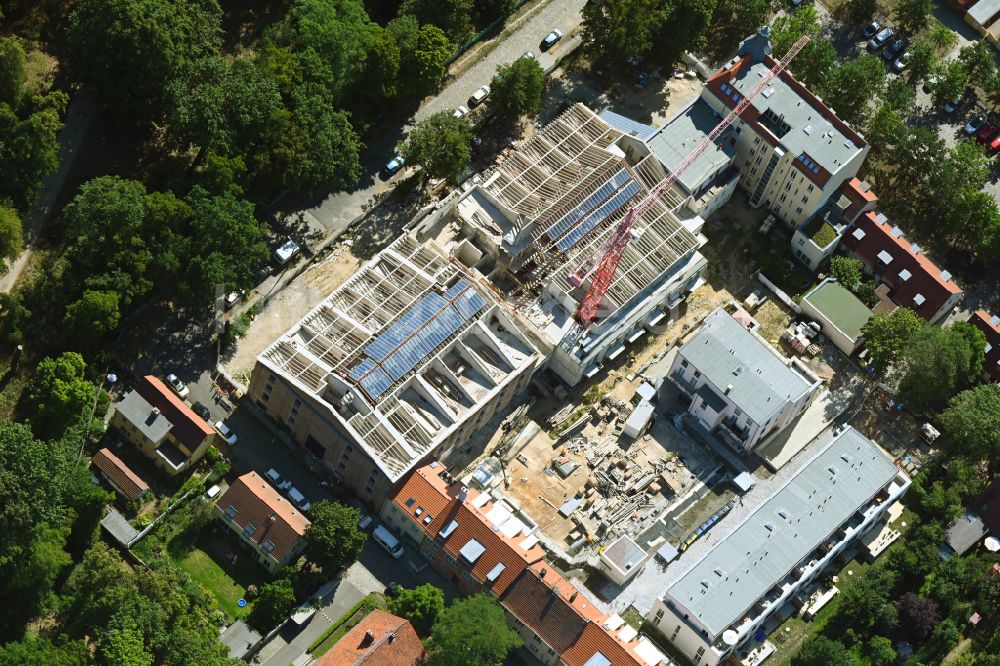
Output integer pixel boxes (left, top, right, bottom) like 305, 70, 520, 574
794, 40, 838, 92
906, 39, 937, 85
0, 637, 89, 665
935, 59, 969, 103
400, 0, 473, 44
0, 292, 29, 346
249, 573, 296, 629
860, 308, 923, 372
864, 636, 896, 666
792, 636, 858, 666
427, 595, 521, 666
897, 322, 986, 414
654, 0, 716, 65
491, 58, 545, 121
388, 17, 451, 100
829, 256, 862, 290
304, 501, 366, 574
864, 103, 906, 154
68, 0, 223, 124
399, 110, 474, 182
97, 621, 154, 666
28, 352, 100, 441
0, 36, 26, 107
710, 0, 770, 52
388, 583, 445, 635
894, 0, 935, 35
939, 384, 1000, 468
896, 592, 941, 640
63, 290, 121, 348
929, 24, 958, 52
582, 0, 666, 65
0, 205, 23, 269
828, 565, 899, 639
884, 78, 916, 114
0, 86, 66, 211
845, 0, 877, 25
824, 55, 886, 125
959, 40, 996, 81
772, 4, 822, 58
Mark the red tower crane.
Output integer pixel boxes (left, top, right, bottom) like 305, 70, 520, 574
571, 35, 811, 326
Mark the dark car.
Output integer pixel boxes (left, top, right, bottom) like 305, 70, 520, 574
976, 122, 998, 144
965, 113, 988, 135
863, 20, 881, 38
192, 401, 211, 421
867, 27, 895, 51
540, 28, 563, 51
882, 37, 908, 61
380, 155, 405, 179
891, 51, 909, 73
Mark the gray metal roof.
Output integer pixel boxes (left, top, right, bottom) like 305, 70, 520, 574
646, 98, 735, 194
678, 308, 815, 424
945, 512, 986, 556
116, 389, 172, 443
666, 427, 900, 638
728, 62, 864, 174
598, 108, 658, 142
968, 0, 1000, 25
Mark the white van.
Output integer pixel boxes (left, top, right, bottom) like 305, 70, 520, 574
373, 524, 405, 559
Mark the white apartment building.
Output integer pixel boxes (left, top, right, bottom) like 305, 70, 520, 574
647, 427, 910, 665
668, 307, 821, 452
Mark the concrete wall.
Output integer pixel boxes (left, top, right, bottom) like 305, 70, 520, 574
791, 226, 842, 272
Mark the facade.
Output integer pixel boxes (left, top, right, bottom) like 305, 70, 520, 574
381, 463, 671, 666
452, 103, 708, 386
799, 279, 874, 354
668, 307, 822, 452
968, 311, 1000, 381
790, 178, 878, 271
647, 427, 909, 666
110, 375, 215, 475
249, 235, 540, 506
315, 609, 425, 666
215, 471, 310, 573
700, 29, 869, 229
841, 211, 963, 323
91, 448, 149, 500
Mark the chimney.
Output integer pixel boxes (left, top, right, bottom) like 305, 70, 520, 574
387, 630, 396, 644
539, 568, 547, 579
458, 487, 468, 503
725, 384, 733, 395
360, 631, 375, 648
152, 407, 160, 416
569, 591, 578, 603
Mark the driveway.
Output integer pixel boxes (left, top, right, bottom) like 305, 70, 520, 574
292, 0, 588, 239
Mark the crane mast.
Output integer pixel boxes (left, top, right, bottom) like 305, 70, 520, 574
572, 35, 811, 326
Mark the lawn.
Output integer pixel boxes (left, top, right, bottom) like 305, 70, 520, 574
171, 530, 266, 620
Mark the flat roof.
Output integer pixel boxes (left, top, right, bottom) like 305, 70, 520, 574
968, 0, 1000, 25
664, 427, 901, 638
603, 535, 647, 571
677, 308, 816, 424
598, 108, 658, 142
802, 279, 873, 341
646, 97, 736, 194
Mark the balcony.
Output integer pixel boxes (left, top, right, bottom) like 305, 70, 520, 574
718, 417, 750, 445
671, 370, 698, 395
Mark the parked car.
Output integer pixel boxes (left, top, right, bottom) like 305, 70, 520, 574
891, 51, 909, 74
922, 75, 939, 93
224, 291, 240, 310
288, 487, 311, 512
867, 27, 894, 51
965, 113, 988, 135
976, 122, 998, 144
165, 373, 189, 399
882, 37, 907, 61
944, 96, 962, 113
265, 467, 293, 491
358, 513, 374, 531
191, 401, 211, 421
863, 20, 881, 38
452, 105, 469, 119
989, 133, 1000, 155
214, 421, 237, 445
468, 85, 491, 108
205, 484, 222, 500
381, 155, 405, 179
273, 239, 301, 266
521, 50, 536, 60
540, 28, 563, 51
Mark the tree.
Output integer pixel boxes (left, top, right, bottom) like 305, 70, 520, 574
399, 111, 474, 182
824, 55, 886, 125
68, 0, 223, 123
582, 0, 667, 65
929, 24, 958, 52
0, 292, 29, 346
0, 36, 26, 106
907, 39, 937, 84
653, 0, 717, 65
860, 308, 923, 372
896, 592, 941, 640
491, 58, 545, 122
772, 4, 822, 58
793, 40, 838, 92
400, 0, 473, 44
791, 637, 858, 666
935, 59, 969, 104
64, 290, 121, 345
830, 256, 862, 289
0, 637, 89, 666
249, 575, 296, 629
711, 0, 770, 50
388, 584, 445, 635
389, 17, 451, 100
865, 636, 896, 666
897, 322, 986, 413
894, 0, 935, 35
473, 0, 518, 27
97, 623, 153, 666
427, 595, 521, 666
0, 205, 23, 270
865, 103, 906, 153
28, 352, 100, 440
0, 88, 66, 210
884, 78, 916, 113
947, 188, 1000, 258
845, 0, 877, 25
959, 40, 996, 81
829, 565, 898, 637
303, 501, 366, 573
939, 384, 1000, 467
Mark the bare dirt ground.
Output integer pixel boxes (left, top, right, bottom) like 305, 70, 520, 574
226, 245, 361, 381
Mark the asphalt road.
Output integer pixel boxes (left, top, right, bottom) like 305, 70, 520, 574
297, 0, 588, 239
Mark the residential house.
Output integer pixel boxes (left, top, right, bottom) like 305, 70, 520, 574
314, 609, 425, 666
790, 178, 878, 271
965, 0, 1000, 47
841, 211, 963, 324
91, 447, 149, 501
215, 471, 310, 573
647, 427, 909, 666
667, 307, 822, 452
942, 479, 1000, 557
799, 278, 874, 354
110, 375, 215, 475
968, 311, 1000, 381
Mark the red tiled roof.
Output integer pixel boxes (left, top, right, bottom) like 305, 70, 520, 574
842, 211, 962, 320
316, 609, 425, 666
92, 448, 148, 500
969, 311, 1000, 381
840, 178, 878, 223
500, 566, 590, 653
218, 472, 310, 563
562, 622, 647, 666
136, 376, 214, 453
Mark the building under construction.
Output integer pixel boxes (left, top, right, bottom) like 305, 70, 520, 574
248, 235, 541, 504
452, 103, 709, 385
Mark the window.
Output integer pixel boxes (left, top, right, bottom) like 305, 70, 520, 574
807, 184, 814, 192
779, 193, 787, 203
784, 182, 791, 192
261, 540, 275, 554
801, 195, 809, 204
693, 370, 701, 378
224, 505, 237, 520
243, 524, 256, 538
796, 207, 803, 215
655, 609, 665, 624
681, 359, 689, 367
